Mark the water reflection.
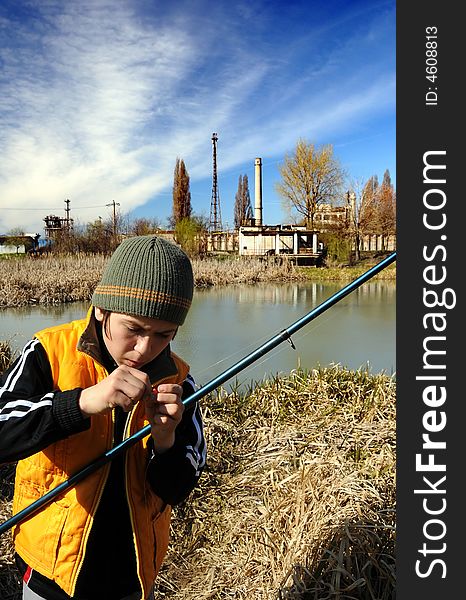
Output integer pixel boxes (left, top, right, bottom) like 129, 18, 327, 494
0, 281, 395, 390
0, 303, 91, 349
181, 282, 395, 388
202, 282, 332, 308
209, 280, 396, 308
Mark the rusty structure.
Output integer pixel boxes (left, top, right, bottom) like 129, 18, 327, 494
43, 215, 73, 239
43, 200, 73, 240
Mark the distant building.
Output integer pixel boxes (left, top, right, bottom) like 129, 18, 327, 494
314, 203, 350, 230
0, 233, 41, 254
237, 224, 322, 265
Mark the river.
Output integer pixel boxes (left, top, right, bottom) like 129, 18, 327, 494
0, 280, 395, 390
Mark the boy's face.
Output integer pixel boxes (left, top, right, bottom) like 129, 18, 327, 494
94, 308, 178, 369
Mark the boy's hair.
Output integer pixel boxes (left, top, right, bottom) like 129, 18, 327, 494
92, 235, 194, 325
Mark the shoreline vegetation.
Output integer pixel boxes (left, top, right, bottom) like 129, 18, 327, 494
0, 252, 395, 309
0, 364, 395, 600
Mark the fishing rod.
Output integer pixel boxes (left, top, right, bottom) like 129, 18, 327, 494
0, 251, 396, 535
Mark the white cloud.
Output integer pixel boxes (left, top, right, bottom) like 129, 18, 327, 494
0, 0, 395, 233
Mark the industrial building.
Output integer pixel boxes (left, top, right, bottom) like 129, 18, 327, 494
237, 157, 324, 265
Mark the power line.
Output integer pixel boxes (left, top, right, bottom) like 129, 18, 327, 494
1, 204, 109, 211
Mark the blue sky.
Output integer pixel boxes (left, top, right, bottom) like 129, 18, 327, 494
0, 0, 395, 235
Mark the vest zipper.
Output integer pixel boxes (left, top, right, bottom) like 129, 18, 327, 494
124, 407, 147, 598
70, 408, 115, 596
121, 373, 181, 598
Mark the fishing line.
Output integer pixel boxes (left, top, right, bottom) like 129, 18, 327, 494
217, 310, 340, 387
184, 322, 293, 381
190, 290, 346, 381
200, 283, 390, 388
207, 303, 346, 382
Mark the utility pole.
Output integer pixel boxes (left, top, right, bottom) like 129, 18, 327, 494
106, 200, 120, 244
64, 198, 71, 231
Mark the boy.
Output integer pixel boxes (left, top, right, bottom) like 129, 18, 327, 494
0, 235, 206, 600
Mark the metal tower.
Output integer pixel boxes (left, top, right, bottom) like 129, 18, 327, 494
209, 132, 223, 232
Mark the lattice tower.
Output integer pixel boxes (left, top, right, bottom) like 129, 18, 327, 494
209, 132, 223, 232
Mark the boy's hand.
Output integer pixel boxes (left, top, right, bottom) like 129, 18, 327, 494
144, 383, 185, 453
78, 365, 151, 416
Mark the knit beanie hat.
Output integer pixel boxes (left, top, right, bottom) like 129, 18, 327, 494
92, 235, 194, 325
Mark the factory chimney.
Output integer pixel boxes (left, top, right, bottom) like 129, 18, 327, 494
254, 157, 263, 226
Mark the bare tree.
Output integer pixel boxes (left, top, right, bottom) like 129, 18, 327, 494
359, 175, 379, 236
234, 175, 253, 228
129, 217, 162, 236
376, 170, 396, 249
6, 228, 26, 253
344, 183, 365, 262
172, 158, 192, 225
275, 139, 345, 228
359, 171, 396, 248
78, 218, 113, 253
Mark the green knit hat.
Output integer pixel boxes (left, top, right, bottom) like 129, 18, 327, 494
92, 235, 194, 325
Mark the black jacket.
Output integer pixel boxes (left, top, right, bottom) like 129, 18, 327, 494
0, 319, 206, 600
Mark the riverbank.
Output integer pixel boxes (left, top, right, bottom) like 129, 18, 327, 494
0, 364, 395, 600
0, 253, 396, 308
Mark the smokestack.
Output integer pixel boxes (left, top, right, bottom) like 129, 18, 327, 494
254, 157, 263, 226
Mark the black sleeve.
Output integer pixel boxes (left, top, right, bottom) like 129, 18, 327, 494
0, 338, 90, 464
146, 375, 206, 506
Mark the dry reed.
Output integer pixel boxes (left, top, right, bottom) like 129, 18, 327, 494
0, 254, 107, 307
0, 254, 395, 308
190, 257, 301, 287
0, 342, 13, 374
153, 366, 395, 599
295, 260, 396, 282
0, 503, 20, 600
0, 346, 24, 600
0, 466, 19, 600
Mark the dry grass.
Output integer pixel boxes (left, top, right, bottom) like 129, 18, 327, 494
0, 511, 20, 600
190, 257, 302, 286
0, 465, 20, 600
0, 254, 395, 308
0, 254, 107, 307
0, 349, 395, 599
154, 366, 395, 599
296, 259, 396, 282
0, 345, 25, 599
0, 343, 18, 597
0, 342, 14, 374
0, 238, 396, 596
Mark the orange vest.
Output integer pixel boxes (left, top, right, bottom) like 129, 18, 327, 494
13, 309, 189, 598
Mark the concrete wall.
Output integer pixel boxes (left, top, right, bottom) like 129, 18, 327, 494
238, 228, 319, 256
359, 234, 396, 252
0, 244, 26, 254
